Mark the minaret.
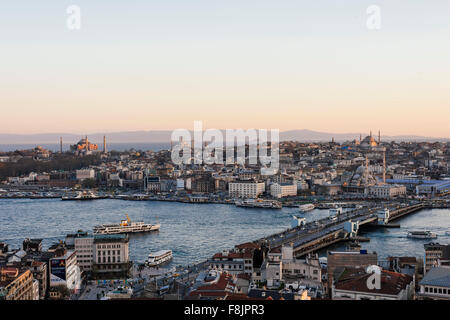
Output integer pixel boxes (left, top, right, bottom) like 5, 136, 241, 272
85, 136, 89, 151
363, 155, 368, 185
60, 137, 63, 153
383, 150, 386, 184
378, 130, 381, 144
103, 135, 107, 153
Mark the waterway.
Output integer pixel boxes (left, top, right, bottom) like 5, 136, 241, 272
0, 199, 448, 266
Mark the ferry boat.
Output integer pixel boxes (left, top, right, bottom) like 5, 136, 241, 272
62, 190, 106, 201
235, 199, 282, 209
93, 214, 160, 234
407, 231, 437, 239
298, 203, 315, 213
146, 250, 173, 267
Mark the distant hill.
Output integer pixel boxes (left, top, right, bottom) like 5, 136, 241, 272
0, 130, 447, 144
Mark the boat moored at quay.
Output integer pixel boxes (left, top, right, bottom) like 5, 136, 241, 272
93, 214, 160, 235
62, 190, 107, 201
235, 199, 282, 209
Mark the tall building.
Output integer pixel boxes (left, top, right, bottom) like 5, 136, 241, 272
49, 250, 81, 293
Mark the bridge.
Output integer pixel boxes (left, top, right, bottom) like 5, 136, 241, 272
256, 199, 448, 257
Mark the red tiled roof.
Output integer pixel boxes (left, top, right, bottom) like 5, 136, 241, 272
189, 273, 236, 297
212, 252, 244, 259
335, 269, 413, 296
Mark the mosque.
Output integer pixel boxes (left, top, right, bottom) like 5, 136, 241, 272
70, 136, 98, 155
356, 131, 380, 150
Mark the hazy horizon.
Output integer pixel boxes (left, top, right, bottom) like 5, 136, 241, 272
2, 1, 450, 136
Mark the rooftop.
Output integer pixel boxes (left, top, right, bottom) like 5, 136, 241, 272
420, 266, 450, 288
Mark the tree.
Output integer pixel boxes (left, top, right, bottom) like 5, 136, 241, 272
82, 178, 97, 189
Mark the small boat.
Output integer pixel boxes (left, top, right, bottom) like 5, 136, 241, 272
298, 203, 315, 213
146, 250, 173, 267
407, 231, 437, 239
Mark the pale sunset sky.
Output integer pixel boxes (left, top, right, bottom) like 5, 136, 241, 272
1, 1, 449, 137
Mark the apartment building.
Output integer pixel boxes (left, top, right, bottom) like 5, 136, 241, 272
424, 243, 450, 273
270, 182, 297, 198
228, 180, 265, 198
0, 268, 38, 300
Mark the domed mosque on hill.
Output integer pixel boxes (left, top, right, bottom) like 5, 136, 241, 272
358, 130, 379, 150
70, 136, 98, 155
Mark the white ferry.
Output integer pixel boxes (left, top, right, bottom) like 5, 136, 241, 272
299, 203, 315, 213
407, 231, 437, 239
146, 250, 173, 267
62, 190, 106, 201
235, 199, 282, 209
93, 214, 160, 234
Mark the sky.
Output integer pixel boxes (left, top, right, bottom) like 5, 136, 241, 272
1, 1, 449, 138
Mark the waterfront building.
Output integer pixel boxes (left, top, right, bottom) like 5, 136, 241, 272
228, 180, 265, 198
418, 266, 450, 300
416, 180, 450, 196
92, 234, 130, 279
270, 182, 297, 198
65, 231, 94, 273
0, 268, 38, 300
368, 184, 407, 199
144, 175, 161, 193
